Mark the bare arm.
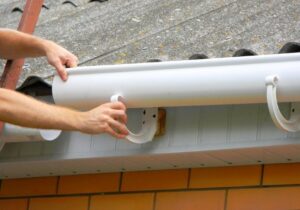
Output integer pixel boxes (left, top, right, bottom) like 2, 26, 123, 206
0, 29, 128, 138
0, 29, 45, 59
0, 29, 78, 81
0, 88, 128, 138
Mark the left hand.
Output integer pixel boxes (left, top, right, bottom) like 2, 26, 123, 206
44, 40, 78, 81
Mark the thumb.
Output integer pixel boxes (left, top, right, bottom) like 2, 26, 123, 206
54, 62, 68, 81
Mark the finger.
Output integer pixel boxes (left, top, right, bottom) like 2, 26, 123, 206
106, 126, 127, 139
108, 101, 126, 110
74, 56, 79, 66
109, 110, 127, 123
108, 118, 129, 135
113, 115, 127, 124
117, 114, 127, 124
119, 114, 127, 124
54, 61, 68, 81
66, 57, 77, 68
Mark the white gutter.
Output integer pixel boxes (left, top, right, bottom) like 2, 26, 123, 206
0, 124, 61, 151
53, 53, 300, 142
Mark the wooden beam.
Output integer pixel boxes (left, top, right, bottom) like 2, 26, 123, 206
155, 108, 166, 137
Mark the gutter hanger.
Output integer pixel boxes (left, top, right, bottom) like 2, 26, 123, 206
53, 53, 300, 143
110, 94, 158, 144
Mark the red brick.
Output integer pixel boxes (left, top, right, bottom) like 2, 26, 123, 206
0, 199, 28, 210
121, 169, 188, 191
90, 193, 154, 210
190, 165, 261, 188
227, 187, 300, 210
58, 173, 120, 194
156, 190, 225, 210
263, 163, 300, 185
29, 196, 88, 210
0, 176, 58, 197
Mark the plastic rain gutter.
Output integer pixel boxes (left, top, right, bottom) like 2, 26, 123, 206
48, 53, 300, 143
0, 124, 61, 151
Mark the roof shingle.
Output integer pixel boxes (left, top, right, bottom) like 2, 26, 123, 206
0, 0, 299, 87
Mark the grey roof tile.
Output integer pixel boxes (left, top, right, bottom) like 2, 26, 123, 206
279, 42, 300, 54
233, 49, 257, 57
0, 0, 299, 87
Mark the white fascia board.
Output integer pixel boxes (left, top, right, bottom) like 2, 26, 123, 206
0, 99, 298, 178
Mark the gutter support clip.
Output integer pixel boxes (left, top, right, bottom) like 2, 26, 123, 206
110, 94, 158, 144
265, 75, 300, 132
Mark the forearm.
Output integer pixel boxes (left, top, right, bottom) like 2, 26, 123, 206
0, 88, 82, 130
0, 88, 128, 137
0, 29, 49, 59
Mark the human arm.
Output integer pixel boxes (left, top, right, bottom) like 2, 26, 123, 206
0, 88, 128, 138
0, 28, 77, 81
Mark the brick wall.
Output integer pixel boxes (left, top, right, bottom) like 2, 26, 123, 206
1, 163, 300, 210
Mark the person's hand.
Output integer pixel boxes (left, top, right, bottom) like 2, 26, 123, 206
44, 40, 78, 81
79, 101, 129, 138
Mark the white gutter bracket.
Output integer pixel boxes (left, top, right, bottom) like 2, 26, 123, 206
110, 94, 158, 144
266, 75, 300, 132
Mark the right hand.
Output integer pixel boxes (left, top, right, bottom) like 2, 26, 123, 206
79, 101, 128, 138
44, 40, 78, 81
